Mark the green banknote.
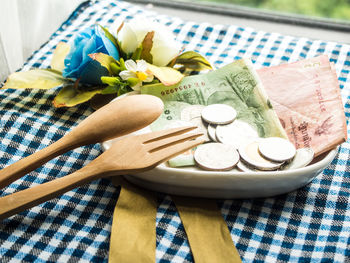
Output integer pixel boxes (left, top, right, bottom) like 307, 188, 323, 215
141, 58, 287, 139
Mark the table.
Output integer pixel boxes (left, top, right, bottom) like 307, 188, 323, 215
0, 0, 349, 262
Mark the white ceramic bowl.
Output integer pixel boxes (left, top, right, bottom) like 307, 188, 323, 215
101, 139, 337, 199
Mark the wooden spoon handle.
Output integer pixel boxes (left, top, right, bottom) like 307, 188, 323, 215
0, 94, 163, 189
0, 136, 77, 189
0, 161, 117, 220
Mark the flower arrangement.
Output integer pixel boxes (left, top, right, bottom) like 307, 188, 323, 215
3, 19, 212, 107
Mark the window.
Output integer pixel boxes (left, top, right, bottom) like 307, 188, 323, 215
178, 0, 350, 21
133, 0, 350, 32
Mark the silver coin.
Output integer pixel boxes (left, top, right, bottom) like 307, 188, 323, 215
236, 161, 259, 172
258, 137, 296, 162
181, 105, 205, 122
201, 104, 237, 125
194, 143, 240, 171
216, 120, 259, 149
238, 140, 283, 171
282, 148, 315, 170
189, 116, 210, 142
207, 124, 218, 142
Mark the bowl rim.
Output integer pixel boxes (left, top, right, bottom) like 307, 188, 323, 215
150, 148, 337, 178
102, 137, 337, 178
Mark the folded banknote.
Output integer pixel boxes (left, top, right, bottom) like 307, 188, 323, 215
257, 55, 347, 157
142, 58, 287, 137
141, 58, 288, 167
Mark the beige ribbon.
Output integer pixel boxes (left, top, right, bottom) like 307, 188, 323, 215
109, 178, 241, 263
172, 196, 242, 263
109, 177, 156, 263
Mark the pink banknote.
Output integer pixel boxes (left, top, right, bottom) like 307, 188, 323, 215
257, 55, 347, 157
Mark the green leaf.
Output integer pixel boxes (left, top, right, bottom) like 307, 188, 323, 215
89, 53, 118, 75
3, 69, 67, 90
53, 84, 103, 107
99, 25, 127, 59
99, 25, 119, 49
172, 51, 213, 71
110, 62, 121, 75
101, 84, 131, 96
117, 85, 132, 96
101, 85, 119, 95
140, 31, 154, 64
147, 64, 183, 86
131, 47, 142, 61
119, 58, 126, 71
51, 42, 70, 72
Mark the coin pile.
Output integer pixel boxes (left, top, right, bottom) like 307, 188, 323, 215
175, 104, 314, 172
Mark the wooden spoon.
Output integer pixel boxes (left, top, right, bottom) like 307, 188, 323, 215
0, 126, 204, 219
0, 94, 164, 188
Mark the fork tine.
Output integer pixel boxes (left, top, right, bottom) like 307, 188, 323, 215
146, 130, 203, 152
149, 138, 205, 166
141, 126, 198, 143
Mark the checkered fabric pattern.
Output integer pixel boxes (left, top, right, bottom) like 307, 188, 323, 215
1, 0, 349, 262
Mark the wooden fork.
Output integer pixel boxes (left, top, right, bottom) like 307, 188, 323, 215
0, 126, 204, 220
0, 94, 164, 189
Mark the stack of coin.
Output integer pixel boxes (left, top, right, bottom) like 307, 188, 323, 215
238, 138, 295, 171
171, 103, 314, 171
237, 138, 315, 171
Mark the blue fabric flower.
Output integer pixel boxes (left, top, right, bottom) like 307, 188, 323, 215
62, 25, 119, 84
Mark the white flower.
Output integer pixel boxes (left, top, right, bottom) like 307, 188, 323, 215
119, 59, 154, 91
116, 18, 181, 67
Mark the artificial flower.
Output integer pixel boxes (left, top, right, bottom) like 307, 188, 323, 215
3, 20, 212, 108
117, 19, 181, 67
119, 59, 154, 91
63, 25, 120, 84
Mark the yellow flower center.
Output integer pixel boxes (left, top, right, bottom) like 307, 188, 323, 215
136, 71, 148, 81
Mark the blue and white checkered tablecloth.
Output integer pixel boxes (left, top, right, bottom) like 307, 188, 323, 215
0, 0, 349, 262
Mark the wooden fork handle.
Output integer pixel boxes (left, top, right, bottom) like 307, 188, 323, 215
0, 161, 117, 220
0, 136, 79, 189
